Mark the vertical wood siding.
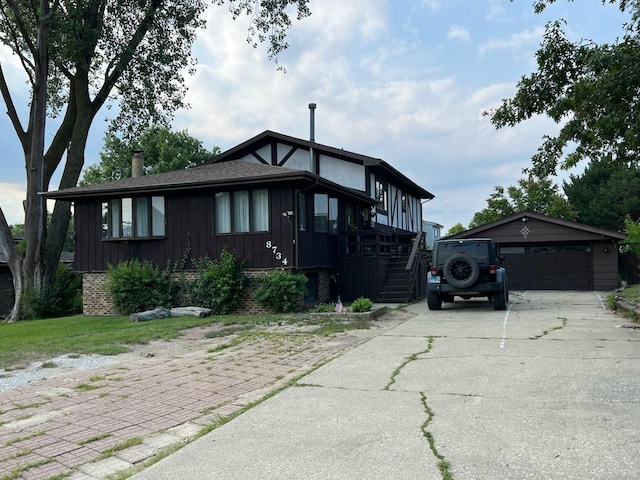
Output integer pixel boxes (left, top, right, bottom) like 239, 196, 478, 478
74, 186, 296, 272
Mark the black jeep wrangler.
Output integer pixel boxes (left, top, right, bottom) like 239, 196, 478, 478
427, 238, 508, 310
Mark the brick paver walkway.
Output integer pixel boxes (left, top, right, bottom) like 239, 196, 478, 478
0, 320, 398, 480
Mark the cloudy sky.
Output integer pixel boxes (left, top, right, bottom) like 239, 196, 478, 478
0, 0, 630, 232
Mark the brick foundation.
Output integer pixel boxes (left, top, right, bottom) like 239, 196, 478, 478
82, 269, 312, 316
82, 272, 118, 316
318, 270, 331, 302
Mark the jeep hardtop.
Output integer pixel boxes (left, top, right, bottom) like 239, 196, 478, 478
427, 238, 508, 310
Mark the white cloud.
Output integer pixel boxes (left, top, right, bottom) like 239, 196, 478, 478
294, 0, 387, 46
359, 6, 388, 41
421, 0, 445, 11
485, 1, 508, 22
0, 45, 29, 92
0, 183, 27, 226
478, 26, 546, 56
447, 25, 470, 41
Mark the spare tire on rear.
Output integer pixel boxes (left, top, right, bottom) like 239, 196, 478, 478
443, 254, 480, 289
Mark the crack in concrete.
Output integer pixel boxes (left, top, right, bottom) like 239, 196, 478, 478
421, 392, 454, 480
382, 337, 454, 479
529, 317, 568, 340
384, 337, 433, 391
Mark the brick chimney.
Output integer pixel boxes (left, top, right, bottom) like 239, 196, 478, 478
132, 150, 144, 178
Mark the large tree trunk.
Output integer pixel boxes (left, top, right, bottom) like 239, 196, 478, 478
2, 0, 50, 322
43, 114, 95, 285
42, 53, 98, 283
23, 0, 50, 298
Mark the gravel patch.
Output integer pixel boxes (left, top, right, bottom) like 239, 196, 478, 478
0, 354, 120, 392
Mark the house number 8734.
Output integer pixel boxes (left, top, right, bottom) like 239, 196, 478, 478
265, 241, 288, 266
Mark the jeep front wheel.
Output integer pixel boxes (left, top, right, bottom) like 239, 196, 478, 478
493, 282, 507, 310
443, 254, 480, 289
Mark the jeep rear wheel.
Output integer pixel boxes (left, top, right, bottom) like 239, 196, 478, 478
427, 291, 442, 310
443, 254, 480, 289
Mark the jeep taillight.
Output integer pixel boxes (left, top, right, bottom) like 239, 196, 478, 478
489, 265, 497, 275
430, 266, 437, 276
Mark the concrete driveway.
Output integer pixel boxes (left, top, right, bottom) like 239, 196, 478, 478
132, 291, 640, 480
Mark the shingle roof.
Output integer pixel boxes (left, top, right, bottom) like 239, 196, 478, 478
447, 211, 626, 240
43, 159, 374, 204
210, 130, 435, 200
45, 160, 307, 198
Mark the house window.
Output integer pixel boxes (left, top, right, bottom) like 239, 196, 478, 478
215, 189, 270, 234
314, 194, 328, 233
298, 193, 307, 232
329, 197, 338, 235
101, 196, 165, 239
252, 189, 269, 232
151, 196, 165, 236
234, 190, 250, 233
346, 205, 356, 231
401, 193, 407, 213
135, 197, 149, 237
375, 179, 388, 213
122, 198, 133, 237
215, 192, 231, 233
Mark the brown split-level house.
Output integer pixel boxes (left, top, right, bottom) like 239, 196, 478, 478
45, 130, 434, 315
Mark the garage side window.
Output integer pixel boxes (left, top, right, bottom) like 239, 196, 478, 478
561, 245, 590, 252
531, 246, 557, 254
500, 247, 525, 255
101, 196, 165, 239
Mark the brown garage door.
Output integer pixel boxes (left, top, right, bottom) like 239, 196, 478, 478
499, 245, 591, 290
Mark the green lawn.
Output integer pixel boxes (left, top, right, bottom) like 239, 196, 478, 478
0, 310, 375, 371
0, 314, 265, 370
620, 284, 640, 304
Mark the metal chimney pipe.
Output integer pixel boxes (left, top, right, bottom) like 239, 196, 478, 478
131, 150, 144, 178
308, 103, 316, 142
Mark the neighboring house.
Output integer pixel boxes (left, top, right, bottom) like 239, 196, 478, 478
0, 245, 14, 318
422, 220, 443, 251
0, 238, 73, 318
46, 130, 434, 315
446, 211, 625, 290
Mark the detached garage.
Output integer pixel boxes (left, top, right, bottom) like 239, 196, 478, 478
447, 212, 625, 291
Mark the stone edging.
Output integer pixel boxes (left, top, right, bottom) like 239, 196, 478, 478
613, 297, 640, 317
297, 305, 390, 322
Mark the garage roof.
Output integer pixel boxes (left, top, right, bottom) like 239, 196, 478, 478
446, 211, 626, 242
